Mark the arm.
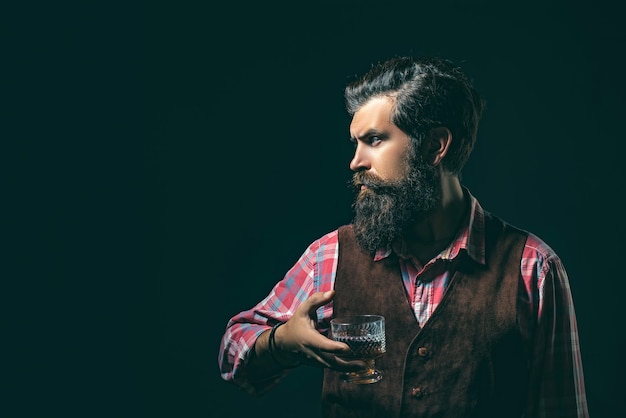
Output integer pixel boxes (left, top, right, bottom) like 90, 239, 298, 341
242, 291, 362, 391
526, 255, 589, 418
219, 290, 363, 396
217, 231, 363, 395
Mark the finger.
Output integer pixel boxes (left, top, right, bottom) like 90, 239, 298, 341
301, 290, 335, 315
300, 347, 333, 368
313, 351, 367, 372
316, 338, 351, 355
333, 356, 367, 371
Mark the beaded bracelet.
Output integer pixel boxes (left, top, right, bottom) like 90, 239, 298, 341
268, 322, 300, 369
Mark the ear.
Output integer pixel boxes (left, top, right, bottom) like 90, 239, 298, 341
424, 127, 452, 167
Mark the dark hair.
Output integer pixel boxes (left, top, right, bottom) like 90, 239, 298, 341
344, 56, 485, 175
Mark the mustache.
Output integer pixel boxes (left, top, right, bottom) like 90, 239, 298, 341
352, 171, 390, 191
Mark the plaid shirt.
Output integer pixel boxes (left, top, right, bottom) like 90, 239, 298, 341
218, 189, 588, 417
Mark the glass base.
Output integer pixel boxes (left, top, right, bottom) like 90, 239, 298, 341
341, 369, 383, 384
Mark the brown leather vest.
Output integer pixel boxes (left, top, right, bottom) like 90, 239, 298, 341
322, 214, 531, 418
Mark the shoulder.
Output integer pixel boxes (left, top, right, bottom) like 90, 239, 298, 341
315, 228, 340, 246
524, 231, 559, 261
487, 212, 560, 264
486, 211, 564, 276
520, 230, 567, 281
303, 228, 341, 258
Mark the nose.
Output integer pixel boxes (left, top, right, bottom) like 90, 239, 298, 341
349, 144, 370, 172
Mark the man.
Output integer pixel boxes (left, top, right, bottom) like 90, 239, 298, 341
218, 56, 589, 417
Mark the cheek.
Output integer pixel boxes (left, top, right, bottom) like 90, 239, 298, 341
376, 151, 411, 181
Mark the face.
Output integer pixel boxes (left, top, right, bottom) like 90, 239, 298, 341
349, 96, 441, 253
349, 96, 412, 182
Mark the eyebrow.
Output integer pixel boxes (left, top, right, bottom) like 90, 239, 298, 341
349, 128, 385, 143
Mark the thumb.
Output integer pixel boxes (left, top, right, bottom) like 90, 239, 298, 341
302, 290, 335, 315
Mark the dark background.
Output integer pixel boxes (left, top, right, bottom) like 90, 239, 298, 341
8, 1, 625, 417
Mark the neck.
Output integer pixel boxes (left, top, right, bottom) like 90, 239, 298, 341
401, 176, 467, 262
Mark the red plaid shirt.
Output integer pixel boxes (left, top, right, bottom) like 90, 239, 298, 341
218, 188, 588, 417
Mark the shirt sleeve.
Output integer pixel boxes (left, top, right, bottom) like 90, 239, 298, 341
217, 231, 338, 395
526, 254, 589, 417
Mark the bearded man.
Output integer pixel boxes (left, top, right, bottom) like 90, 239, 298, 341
218, 56, 589, 418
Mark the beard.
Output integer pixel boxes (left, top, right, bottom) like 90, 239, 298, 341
351, 153, 441, 254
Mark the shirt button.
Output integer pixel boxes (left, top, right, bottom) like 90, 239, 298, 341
411, 387, 423, 398
417, 347, 429, 357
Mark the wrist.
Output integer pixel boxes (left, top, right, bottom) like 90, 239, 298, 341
268, 322, 301, 369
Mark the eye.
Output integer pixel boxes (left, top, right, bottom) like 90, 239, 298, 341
348, 134, 384, 148
367, 136, 382, 146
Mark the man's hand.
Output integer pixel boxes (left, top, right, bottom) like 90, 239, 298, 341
275, 290, 367, 372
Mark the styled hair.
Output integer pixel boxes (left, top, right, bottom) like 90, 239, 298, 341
344, 56, 485, 175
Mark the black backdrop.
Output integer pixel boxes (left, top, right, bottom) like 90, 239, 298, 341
9, 1, 625, 417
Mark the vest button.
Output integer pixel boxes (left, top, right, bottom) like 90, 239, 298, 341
411, 387, 423, 398
417, 347, 429, 357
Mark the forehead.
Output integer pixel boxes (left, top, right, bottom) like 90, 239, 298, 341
350, 96, 397, 137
